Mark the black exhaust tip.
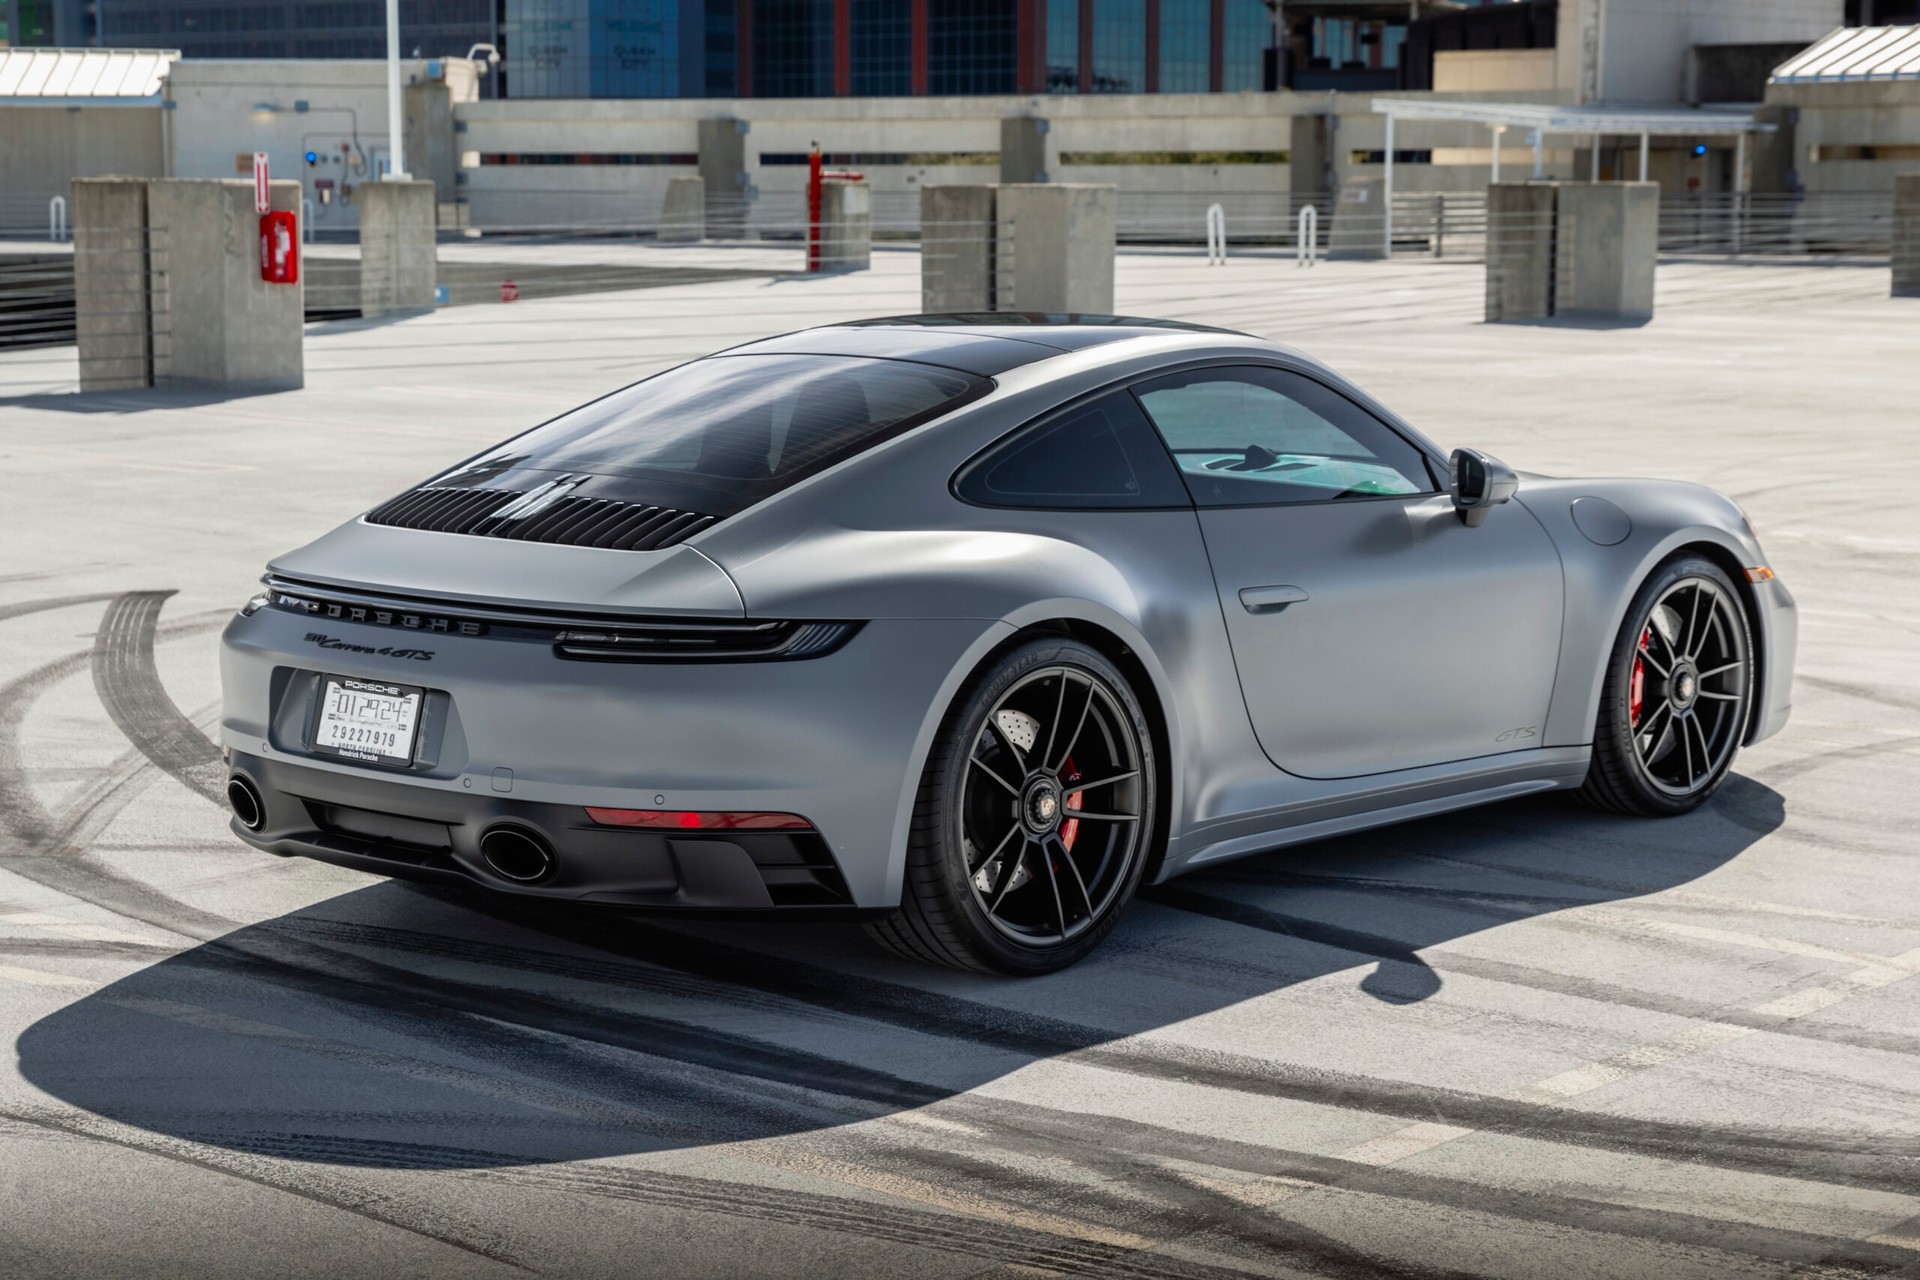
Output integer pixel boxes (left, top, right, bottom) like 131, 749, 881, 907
227, 775, 265, 832
479, 826, 555, 884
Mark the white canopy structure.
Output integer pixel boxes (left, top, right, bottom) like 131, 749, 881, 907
0, 48, 179, 106
1368, 97, 1778, 256
1770, 24, 1920, 84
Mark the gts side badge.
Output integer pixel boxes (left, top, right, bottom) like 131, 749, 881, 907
1495, 726, 1538, 743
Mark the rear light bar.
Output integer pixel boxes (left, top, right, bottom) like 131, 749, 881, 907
585, 808, 814, 831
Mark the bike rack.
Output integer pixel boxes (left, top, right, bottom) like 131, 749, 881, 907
49, 195, 69, 243
1205, 203, 1226, 265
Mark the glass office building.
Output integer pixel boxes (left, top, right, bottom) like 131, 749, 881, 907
513, 0, 1276, 98
64, 0, 1275, 99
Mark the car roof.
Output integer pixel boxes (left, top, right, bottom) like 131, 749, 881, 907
719, 313, 1262, 377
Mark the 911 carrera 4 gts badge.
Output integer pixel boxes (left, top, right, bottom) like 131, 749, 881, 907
304, 632, 434, 661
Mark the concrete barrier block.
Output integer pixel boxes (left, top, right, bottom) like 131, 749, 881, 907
358, 179, 437, 319
71, 177, 154, 392
818, 178, 871, 272
145, 178, 304, 393
997, 183, 1115, 314
1485, 183, 1558, 322
660, 176, 705, 243
1895, 173, 1920, 298
1329, 176, 1387, 260
921, 185, 997, 313
1556, 181, 1658, 321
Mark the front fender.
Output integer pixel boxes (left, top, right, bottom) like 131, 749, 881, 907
1522, 479, 1793, 748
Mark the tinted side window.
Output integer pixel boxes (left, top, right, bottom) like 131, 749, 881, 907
1132, 366, 1436, 507
956, 390, 1190, 509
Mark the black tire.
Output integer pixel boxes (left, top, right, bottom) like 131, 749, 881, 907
865, 635, 1159, 975
1579, 554, 1755, 816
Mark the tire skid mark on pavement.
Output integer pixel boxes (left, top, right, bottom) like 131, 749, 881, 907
0, 593, 119, 626
1148, 886, 1920, 1059
1153, 885, 1920, 1213
1755, 733, 1920, 786
49, 906, 1915, 1275
0, 649, 96, 847
1798, 674, 1920, 719
13, 961, 1303, 1279
0, 1106, 531, 1272
90, 591, 225, 805
851, 1095, 1920, 1276
1224, 863, 1920, 934
259, 909, 1920, 1274
308, 900, 1920, 1196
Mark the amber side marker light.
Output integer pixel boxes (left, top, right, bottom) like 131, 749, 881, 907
585, 808, 814, 831
1745, 567, 1776, 584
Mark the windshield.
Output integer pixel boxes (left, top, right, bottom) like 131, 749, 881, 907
445, 354, 987, 518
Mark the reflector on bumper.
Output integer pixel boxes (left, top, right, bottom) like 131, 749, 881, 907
585, 808, 814, 831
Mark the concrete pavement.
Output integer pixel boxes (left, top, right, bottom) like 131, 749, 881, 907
0, 248, 1915, 1278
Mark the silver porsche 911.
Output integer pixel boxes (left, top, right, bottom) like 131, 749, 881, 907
220, 315, 1797, 974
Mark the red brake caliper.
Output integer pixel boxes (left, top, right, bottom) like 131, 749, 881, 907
1630, 627, 1650, 728
1060, 756, 1082, 852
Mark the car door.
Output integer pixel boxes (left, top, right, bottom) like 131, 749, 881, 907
1131, 364, 1564, 780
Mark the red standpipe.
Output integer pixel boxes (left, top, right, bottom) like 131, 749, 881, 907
805, 145, 866, 274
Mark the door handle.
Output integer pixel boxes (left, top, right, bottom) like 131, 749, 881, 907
1239, 584, 1310, 613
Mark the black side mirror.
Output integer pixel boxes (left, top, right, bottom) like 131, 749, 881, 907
1449, 448, 1519, 528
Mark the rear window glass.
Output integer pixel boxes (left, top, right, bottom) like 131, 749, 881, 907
453, 354, 986, 517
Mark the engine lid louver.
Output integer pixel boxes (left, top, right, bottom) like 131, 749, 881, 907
363, 485, 718, 552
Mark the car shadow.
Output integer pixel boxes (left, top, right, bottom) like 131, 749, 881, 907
16, 778, 1784, 1170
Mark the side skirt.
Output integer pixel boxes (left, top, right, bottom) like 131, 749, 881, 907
1164, 748, 1590, 878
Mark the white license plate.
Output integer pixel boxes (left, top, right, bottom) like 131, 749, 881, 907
312, 676, 422, 766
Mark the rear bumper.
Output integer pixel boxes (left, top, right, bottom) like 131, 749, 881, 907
229, 750, 873, 912
220, 605, 1009, 909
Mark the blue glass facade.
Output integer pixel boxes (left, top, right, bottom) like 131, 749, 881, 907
750, 0, 832, 96
1222, 0, 1267, 92
1088, 0, 1146, 93
927, 0, 1017, 96
105, 0, 1271, 99
1044, 0, 1079, 93
1157, 0, 1211, 94
849, 0, 910, 96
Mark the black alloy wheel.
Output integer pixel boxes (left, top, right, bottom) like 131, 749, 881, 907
868, 636, 1158, 974
1581, 554, 1754, 816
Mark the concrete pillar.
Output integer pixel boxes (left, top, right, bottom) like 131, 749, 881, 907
1000, 116, 1051, 185
1485, 183, 1558, 323
660, 176, 706, 243
997, 184, 1115, 314
1290, 114, 1332, 204
921, 184, 998, 312
698, 117, 748, 237
71, 178, 155, 392
358, 179, 437, 318
145, 178, 305, 392
402, 80, 457, 204
1329, 176, 1388, 260
1485, 181, 1658, 324
1894, 173, 1920, 298
1555, 181, 1658, 321
817, 178, 872, 271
